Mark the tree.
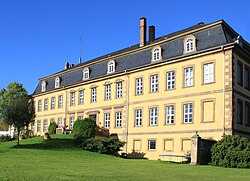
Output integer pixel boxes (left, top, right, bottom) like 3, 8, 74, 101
0, 82, 35, 146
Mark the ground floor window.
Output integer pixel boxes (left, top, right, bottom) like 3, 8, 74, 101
70, 116, 75, 129
57, 118, 62, 128
148, 140, 156, 150
43, 120, 48, 132
104, 113, 110, 128
115, 112, 122, 128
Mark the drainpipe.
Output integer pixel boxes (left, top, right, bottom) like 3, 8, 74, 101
125, 70, 130, 155
221, 46, 226, 135
64, 88, 68, 128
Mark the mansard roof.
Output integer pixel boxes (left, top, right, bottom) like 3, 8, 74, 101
32, 19, 248, 95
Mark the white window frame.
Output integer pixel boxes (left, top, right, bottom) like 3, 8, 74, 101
115, 111, 122, 128
58, 95, 63, 108
166, 71, 175, 90
105, 84, 111, 100
83, 68, 90, 80
57, 118, 62, 128
107, 60, 115, 73
150, 74, 158, 92
135, 77, 143, 95
31, 121, 35, 132
41, 81, 46, 92
91, 87, 97, 102
183, 103, 193, 123
70, 116, 75, 129
148, 140, 156, 150
184, 67, 193, 87
186, 38, 194, 53
43, 120, 48, 132
203, 63, 214, 84
70, 92, 75, 106
37, 120, 41, 132
135, 109, 142, 127
152, 46, 162, 62
149, 107, 158, 126
79, 90, 84, 105
166, 105, 175, 125
116, 82, 122, 98
104, 113, 110, 128
51, 97, 55, 110
38, 100, 42, 112
55, 77, 60, 88
44, 98, 48, 111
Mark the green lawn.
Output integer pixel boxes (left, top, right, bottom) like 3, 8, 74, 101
0, 135, 249, 181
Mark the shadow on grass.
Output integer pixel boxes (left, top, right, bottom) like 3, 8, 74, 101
11, 138, 77, 151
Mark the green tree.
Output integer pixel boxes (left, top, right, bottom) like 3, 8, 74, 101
0, 82, 35, 146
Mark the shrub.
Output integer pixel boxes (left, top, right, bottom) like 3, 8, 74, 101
210, 135, 250, 168
73, 118, 96, 139
80, 137, 125, 155
48, 122, 58, 134
0, 134, 13, 142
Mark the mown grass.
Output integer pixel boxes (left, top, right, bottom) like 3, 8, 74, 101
0, 134, 249, 181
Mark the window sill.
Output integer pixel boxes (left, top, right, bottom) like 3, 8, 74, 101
202, 81, 215, 85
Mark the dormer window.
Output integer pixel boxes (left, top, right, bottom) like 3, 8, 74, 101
184, 35, 196, 54
107, 60, 115, 73
55, 77, 60, 88
83, 68, 89, 80
41, 81, 46, 92
152, 46, 162, 62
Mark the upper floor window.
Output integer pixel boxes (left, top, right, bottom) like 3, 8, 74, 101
135, 77, 143, 95
150, 74, 158, 92
116, 82, 123, 98
184, 35, 196, 53
135, 109, 142, 127
38, 100, 42, 112
41, 81, 46, 92
184, 67, 194, 87
183, 103, 193, 123
44, 98, 48, 111
70, 92, 75, 106
237, 99, 243, 124
51, 97, 55, 110
152, 46, 162, 62
83, 68, 89, 80
245, 66, 250, 90
58, 95, 63, 108
166, 105, 175, 125
107, 60, 115, 73
55, 77, 60, 88
91, 87, 97, 102
104, 113, 110, 128
105, 84, 111, 100
203, 63, 214, 84
166, 71, 175, 90
237, 61, 243, 86
79, 90, 84, 105
115, 111, 122, 128
149, 107, 158, 126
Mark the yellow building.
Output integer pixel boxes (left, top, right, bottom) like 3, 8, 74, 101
32, 18, 250, 160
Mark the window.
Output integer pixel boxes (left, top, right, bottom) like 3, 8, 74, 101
115, 112, 122, 128
44, 98, 48, 111
79, 90, 84, 105
184, 67, 193, 87
105, 84, 111, 100
31, 122, 35, 132
150, 74, 158, 92
34, 101, 36, 113
83, 68, 89, 80
116, 82, 122, 98
104, 113, 110, 128
184, 35, 196, 53
78, 116, 83, 120
182, 139, 191, 151
237, 62, 243, 86
203, 63, 214, 84
148, 140, 156, 150
202, 100, 214, 122
55, 77, 60, 88
245, 102, 250, 126
91, 87, 97, 102
43, 120, 48, 132
70, 92, 75, 106
50, 119, 54, 124
184, 103, 193, 123
57, 118, 62, 128
70, 116, 75, 129
244, 66, 250, 90
149, 107, 158, 126
41, 81, 46, 92
135, 109, 142, 127
133, 140, 141, 151
135, 77, 143, 95
166, 105, 175, 125
58, 95, 63, 108
37, 120, 41, 132
107, 60, 115, 73
164, 139, 174, 151
152, 46, 161, 61
237, 99, 243, 124
38, 100, 42, 112
166, 71, 175, 90
51, 97, 55, 110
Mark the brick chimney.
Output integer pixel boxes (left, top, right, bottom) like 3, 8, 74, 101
149, 25, 155, 43
140, 17, 147, 47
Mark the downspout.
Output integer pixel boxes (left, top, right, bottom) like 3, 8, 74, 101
221, 46, 226, 135
125, 70, 130, 155
64, 88, 68, 128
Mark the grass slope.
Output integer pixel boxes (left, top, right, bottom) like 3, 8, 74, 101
0, 135, 249, 181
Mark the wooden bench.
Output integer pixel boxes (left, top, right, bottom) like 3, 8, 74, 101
159, 154, 191, 163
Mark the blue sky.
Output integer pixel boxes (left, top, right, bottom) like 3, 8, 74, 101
0, 0, 250, 94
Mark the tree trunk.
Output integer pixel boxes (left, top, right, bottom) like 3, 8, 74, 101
17, 127, 20, 146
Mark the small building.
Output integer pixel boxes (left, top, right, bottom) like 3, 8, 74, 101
31, 18, 250, 160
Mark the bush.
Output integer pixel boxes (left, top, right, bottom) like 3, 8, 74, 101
210, 135, 250, 168
73, 118, 96, 139
48, 122, 58, 134
80, 137, 125, 155
0, 134, 13, 142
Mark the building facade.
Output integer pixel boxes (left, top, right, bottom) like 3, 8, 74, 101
32, 18, 250, 160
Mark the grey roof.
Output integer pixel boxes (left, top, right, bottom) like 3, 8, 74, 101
32, 20, 245, 95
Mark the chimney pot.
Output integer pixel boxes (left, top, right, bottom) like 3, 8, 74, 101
140, 17, 147, 47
